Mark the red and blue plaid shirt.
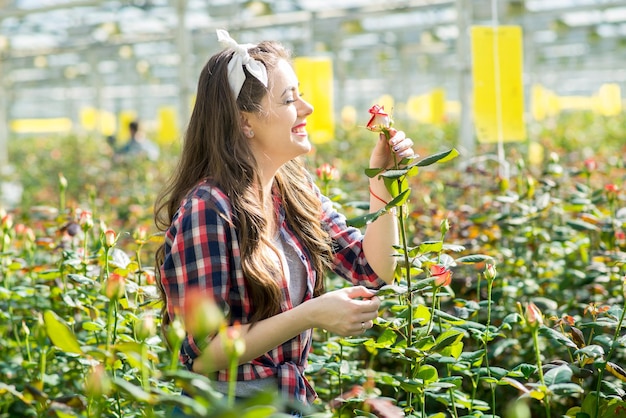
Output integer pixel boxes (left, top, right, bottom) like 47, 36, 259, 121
160, 179, 385, 404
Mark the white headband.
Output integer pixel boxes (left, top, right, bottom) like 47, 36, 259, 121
216, 29, 268, 99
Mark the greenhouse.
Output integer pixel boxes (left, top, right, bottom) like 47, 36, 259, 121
1, 0, 626, 417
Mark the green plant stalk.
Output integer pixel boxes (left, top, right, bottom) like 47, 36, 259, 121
104, 247, 111, 282
39, 345, 48, 391
82, 232, 89, 277
531, 327, 551, 417
141, 341, 149, 391
106, 300, 116, 352
485, 278, 496, 417
136, 243, 144, 285
227, 353, 238, 408
594, 290, 626, 418
445, 364, 459, 418
397, 204, 412, 343
339, 342, 344, 397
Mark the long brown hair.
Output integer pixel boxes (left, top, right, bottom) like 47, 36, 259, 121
154, 41, 333, 326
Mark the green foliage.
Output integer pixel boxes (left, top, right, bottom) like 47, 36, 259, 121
3, 111, 626, 417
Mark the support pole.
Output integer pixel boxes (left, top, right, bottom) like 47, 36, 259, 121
456, 0, 474, 160
176, 0, 192, 134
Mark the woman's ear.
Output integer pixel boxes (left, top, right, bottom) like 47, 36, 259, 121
240, 113, 255, 139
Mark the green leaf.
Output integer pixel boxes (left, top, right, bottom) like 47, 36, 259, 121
111, 377, 152, 403
538, 326, 577, 349
386, 189, 410, 208
574, 344, 605, 359
374, 328, 397, 348
443, 243, 466, 252
566, 219, 599, 232
417, 365, 439, 385
381, 167, 410, 179
38, 269, 61, 281
432, 330, 465, 352
43, 310, 83, 355
418, 241, 443, 254
549, 382, 584, 396
375, 284, 408, 296
455, 254, 495, 264
414, 148, 459, 167
365, 167, 385, 178
347, 208, 386, 228
544, 364, 573, 386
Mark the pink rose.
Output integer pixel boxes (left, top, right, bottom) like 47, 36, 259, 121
366, 104, 392, 133
430, 264, 452, 287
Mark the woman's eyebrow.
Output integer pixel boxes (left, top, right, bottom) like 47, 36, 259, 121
281, 86, 295, 97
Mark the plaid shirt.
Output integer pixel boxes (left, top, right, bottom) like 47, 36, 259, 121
160, 179, 386, 404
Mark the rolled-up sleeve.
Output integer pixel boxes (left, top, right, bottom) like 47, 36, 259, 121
160, 186, 236, 368
319, 193, 386, 289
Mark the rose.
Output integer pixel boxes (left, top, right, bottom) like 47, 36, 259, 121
316, 163, 339, 183
525, 302, 543, 327
366, 104, 392, 133
484, 263, 497, 281
103, 229, 116, 248
584, 158, 597, 172
430, 264, 452, 287
104, 272, 126, 300
183, 288, 224, 341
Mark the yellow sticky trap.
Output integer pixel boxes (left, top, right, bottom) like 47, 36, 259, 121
98, 111, 117, 136
118, 111, 137, 139
80, 107, 98, 131
10, 118, 73, 133
293, 56, 335, 144
157, 106, 179, 144
406, 94, 430, 122
431, 88, 445, 125
471, 25, 526, 143
598, 83, 622, 116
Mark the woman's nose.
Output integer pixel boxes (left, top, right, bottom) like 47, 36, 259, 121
298, 97, 314, 117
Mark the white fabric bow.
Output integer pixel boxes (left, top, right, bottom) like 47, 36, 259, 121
216, 29, 268, 99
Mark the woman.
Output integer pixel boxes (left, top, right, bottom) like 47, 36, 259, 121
154, 29, 415, 407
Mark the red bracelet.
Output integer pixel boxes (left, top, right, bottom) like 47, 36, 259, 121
369, 186, 389, 205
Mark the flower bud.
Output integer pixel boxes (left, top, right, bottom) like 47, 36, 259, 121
484, 263, 497, 281
85, 363, 111, 397
183, 289, 224, 341
224, 321, 246, 358
135, 313, 156, 341
103, 229, 116, 248
440, 218, 450, 236
167, 317, 187, 348
1, 213, 13, 231
525, 302, 543, 327
58, 173, 68, 190
133, 226, 148, 243
79, 210, 94, 231
316, 163, 339, 183
584, 158, 597, 172
104, 273, 125, 300
366, 104, 392, 133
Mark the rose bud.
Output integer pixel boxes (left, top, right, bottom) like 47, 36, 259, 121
484, 263, 497, 281
103, 229, 116, 248
104, 273, 126, 300
183, 288, 224, 341
85, 363, 111, 397
525, 302, 543, 327
135, 313, 156, 341
366, 104, 392, 133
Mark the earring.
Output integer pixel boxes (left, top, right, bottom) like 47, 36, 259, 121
247, 129, 254, 138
